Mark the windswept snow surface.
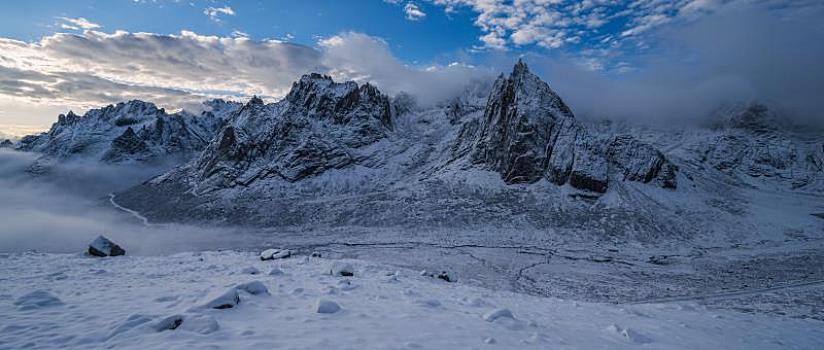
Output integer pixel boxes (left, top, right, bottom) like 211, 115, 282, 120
1, 251, 823, 350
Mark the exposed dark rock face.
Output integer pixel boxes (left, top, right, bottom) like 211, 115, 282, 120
103, 127, 149, 161
191, 74, 393, 191
0, 139, 13, 148
607, 136, 678, 189
457, 60, 677, 192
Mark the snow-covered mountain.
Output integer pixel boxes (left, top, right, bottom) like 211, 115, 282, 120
17, 99, 241, 165
15, 60, 820, 236
699, 103, 823, 191
452, 60, 677, 192
112, 62, 693, 231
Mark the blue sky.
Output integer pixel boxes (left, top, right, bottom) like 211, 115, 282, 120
0, 1, 482, 63
0, 0, 822, 136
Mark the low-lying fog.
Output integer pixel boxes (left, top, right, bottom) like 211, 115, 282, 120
0, 149, 257, 255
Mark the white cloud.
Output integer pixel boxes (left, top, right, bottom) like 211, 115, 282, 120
203, 6, 235, 22
404, 3, 427, 21
0, 30, 491, 132
426, 0, 814, 52
58, 17, 101, 30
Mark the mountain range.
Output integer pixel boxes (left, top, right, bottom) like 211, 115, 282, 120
11, 60, 823, 237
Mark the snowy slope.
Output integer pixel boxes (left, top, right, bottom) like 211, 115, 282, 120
2, 251, 822, 350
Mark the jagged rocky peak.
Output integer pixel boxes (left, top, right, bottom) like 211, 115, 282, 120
57, 110, 81, 125
462, 60, 677, 192
469, 59, 579, 184
285, 73, 392, 129
189, 74, 395, 189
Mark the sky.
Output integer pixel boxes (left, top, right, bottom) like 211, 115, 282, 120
0, 0, 822, 137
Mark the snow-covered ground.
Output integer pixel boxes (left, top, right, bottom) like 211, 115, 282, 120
2, 251, 823, 350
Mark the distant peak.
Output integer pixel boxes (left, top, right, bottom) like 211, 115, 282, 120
302, 72, 333, 81
513, 59, 529, 76
248, 95, 264, 105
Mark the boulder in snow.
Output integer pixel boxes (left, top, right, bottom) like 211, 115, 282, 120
330, 262, 355, 277
179, 314, 220, 334
235, 281, 269, 295
154, 315, 184, 331
259, 248, 292, 260
421, 270, 456, 282
268, 267, 285, 276
648, 255, 676, 265
482, 308, 514, 322
88, 235, 125, 257
198, 288, 241, 310
315, 299, 342, 314
155, 314, 219, 334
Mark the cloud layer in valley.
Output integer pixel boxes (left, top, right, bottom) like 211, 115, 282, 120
0, 149, 255, 254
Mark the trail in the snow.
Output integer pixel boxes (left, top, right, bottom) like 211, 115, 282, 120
631, 279, 824, 305
108, 192, 151, 226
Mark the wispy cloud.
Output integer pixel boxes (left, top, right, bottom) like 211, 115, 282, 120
404, 3, 427, 21
426, 0, 819, 54
203, 6, 235, 22
57, 17, 101, 31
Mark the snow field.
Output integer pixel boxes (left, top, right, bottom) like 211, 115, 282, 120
1, 251, 823, 349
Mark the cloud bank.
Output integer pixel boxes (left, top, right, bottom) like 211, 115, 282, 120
530, 1, 824, 125
0, 30, 486, 123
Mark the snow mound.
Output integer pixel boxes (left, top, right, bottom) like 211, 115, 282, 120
267, 267, 285, 276
13, 290, 63, 310
315, 299, 342, 314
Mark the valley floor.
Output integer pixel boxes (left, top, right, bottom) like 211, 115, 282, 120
2, 251, 823, 350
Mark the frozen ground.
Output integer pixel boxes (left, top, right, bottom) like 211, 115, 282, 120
2, 251, 824, 350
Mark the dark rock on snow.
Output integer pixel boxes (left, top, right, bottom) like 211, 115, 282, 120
88, 235, 125, 257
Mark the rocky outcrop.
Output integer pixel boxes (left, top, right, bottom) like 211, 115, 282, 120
190, 74, 393, 191
457, 60, 677, 192
0, 139, 13, 148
